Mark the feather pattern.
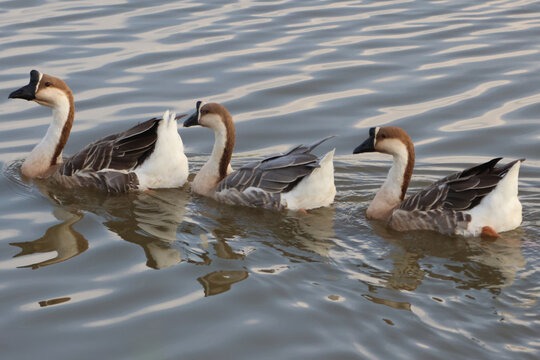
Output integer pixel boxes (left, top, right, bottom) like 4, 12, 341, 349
59, 118, 161, 176
216, 136, 334, 206
389, 158, 524, 235
54, 112, 188, 192
51, 170, 140, 193
398, 158, 518, 212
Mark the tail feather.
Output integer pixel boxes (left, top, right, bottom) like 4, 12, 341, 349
285, 135, 337, 156
305, 135, 337, 153
174, 113, 187, 121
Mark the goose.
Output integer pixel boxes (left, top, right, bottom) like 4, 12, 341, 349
353, 126, 524, 237
183, 101, 336, 210
8, 70, 188, 192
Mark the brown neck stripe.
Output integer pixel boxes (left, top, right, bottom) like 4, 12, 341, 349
218, 111, 235, 181
51, 93, 74, 166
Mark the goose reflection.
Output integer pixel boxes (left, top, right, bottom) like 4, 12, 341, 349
369, 221, 526, 291
194, 198, 337, 262
198, 270, 249, 297
10, 208, 87, 269
99, 188, 190, 269
12, 180, 191, 270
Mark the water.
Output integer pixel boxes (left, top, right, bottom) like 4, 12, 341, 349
1, 0, 539, 359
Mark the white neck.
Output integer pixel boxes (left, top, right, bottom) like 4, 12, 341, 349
21, 97, 71, 178
192, 119, 232, 196
367, 140, 409, 220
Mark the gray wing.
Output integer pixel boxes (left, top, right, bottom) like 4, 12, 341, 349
399, 157, 523, 212
389, 208, 472, 235
214, 188, 283, 210
51, 170, 139, 193
59, 114, 186, 176
216, 136, 335, 194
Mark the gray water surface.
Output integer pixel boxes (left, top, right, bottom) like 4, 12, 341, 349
1, 1, 539, 359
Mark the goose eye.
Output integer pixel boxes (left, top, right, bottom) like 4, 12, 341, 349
379, 134, 386, 139
45, 82, 52, 87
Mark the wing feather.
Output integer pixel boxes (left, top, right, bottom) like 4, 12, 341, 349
399, 158, 521, 212
217, 136, 334, 194
59, 118, 161, 176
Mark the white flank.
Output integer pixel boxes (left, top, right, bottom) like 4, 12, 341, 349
134, 111, 189, 190
282, 149, 336, 210
462, 161, 522, 236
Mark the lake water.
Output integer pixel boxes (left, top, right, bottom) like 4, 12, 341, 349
1, 0, 539, 359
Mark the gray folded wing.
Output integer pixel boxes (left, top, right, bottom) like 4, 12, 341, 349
398, 157, 521, 212
214, 187, 283, 210
59, 118, 162, 176
216, 136, 334, 194
389, 157, 522, 234
51, 170, 139, 193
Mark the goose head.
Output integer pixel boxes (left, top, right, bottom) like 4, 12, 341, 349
353, 126, 414, 158
183, 101, 234, 131
354, 126, 416, 205
9, 70, 72, 109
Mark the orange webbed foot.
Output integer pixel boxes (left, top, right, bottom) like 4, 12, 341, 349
481, 226, 500, 240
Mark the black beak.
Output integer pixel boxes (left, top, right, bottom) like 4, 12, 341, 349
8, 83, 35, 101
183, 111, 199, 128
8, 69, 40, 101
183, 100, 203, 128
353, 136, 375, 154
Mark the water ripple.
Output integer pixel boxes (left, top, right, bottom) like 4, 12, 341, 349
1, 0, 539, 359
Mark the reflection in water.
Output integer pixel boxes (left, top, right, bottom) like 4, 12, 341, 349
39, 297, 71, 308
7, 159, 337, 280
354, 80, 509, 128
198, 198, 337, 262
362, 294, 411, 311
368, 221, 526, 292
13, 180, 192, 270
198, 270, 249, 297
100, 189, 190, 269
10, 208, 87, 269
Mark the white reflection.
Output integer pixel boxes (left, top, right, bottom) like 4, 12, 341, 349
8, 208, 87, 269
440, 92, 540, 132
237, 88, 373, 123
85, 290, 204, 327
419, 50, 538, 71
355, 80, 508, 128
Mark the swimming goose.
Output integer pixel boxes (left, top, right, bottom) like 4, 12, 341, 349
183, 101, 336, 210
8, 70, 189, 192
353, 126, 523, 237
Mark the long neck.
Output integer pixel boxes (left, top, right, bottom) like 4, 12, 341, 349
192, 114, 235, 195
367, 143, 414, 220
210, 118, 235, 181
22, 94, 74, 177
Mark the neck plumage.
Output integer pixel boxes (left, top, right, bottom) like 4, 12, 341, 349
192, 114, 235, 196
22, 94, 74, 178
367, 142, 414, 220
210, 118, 235, 182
